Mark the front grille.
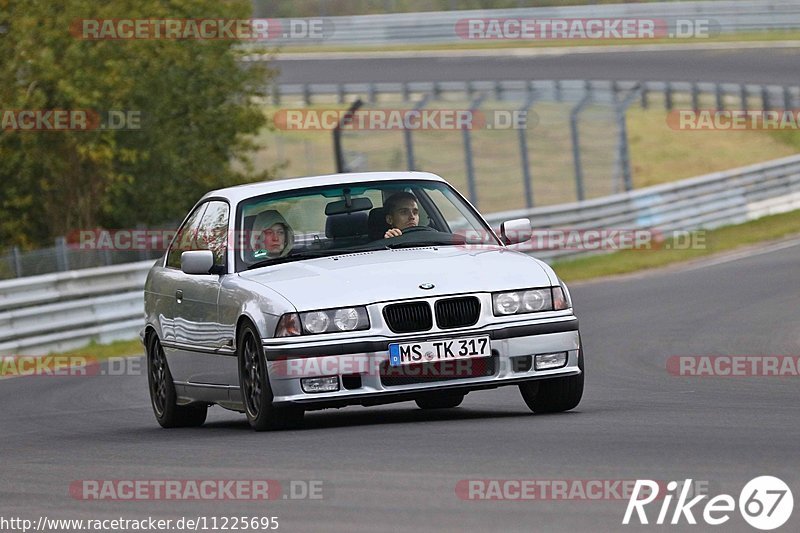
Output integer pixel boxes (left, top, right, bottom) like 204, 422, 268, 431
383, 302, 433, 333
435, 296, 480, 329
379, 355, 496, 387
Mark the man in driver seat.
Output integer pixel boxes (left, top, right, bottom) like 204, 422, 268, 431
384, 191, 420, 238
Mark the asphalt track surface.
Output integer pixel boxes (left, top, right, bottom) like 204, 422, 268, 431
2, 239, 799, 532
273, 46, 800, 85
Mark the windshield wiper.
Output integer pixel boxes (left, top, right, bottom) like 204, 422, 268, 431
246, 250, 349, 270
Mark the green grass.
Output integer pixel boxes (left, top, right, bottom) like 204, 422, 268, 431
274, 30, 800, 54
550, 208, 800, 282
51, 339, 144, 359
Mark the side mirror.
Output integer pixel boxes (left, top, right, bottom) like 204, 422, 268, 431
500, 218, 532, 245
181, 250, 215, 275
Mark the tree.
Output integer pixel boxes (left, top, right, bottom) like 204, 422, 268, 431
0, 0, 275, 248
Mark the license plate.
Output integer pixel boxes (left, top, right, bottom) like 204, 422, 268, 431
388, 336, 491, 367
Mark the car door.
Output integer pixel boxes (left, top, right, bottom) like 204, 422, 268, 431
165, 200, 231, 385
156, 202, 208, 349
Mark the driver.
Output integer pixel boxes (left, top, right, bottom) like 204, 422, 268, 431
249, 210, 294, 260
383, 192, 420, 238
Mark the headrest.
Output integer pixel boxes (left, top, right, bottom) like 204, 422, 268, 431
325, 211, 368, 239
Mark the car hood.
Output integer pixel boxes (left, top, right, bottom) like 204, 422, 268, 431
239, 246, 553, 311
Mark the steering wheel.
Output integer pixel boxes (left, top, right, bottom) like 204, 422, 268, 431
401, 225, 436, 234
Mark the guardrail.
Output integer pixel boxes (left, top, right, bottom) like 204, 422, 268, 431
2, 154, 799, 355
254, 0, 800, 47
0, 261, 153, 354
484, 153, 800, 260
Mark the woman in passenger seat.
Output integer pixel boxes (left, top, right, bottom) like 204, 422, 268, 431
249, 210, 294, 260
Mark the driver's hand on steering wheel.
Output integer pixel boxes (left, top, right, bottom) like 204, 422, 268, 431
384, 228, 403, 238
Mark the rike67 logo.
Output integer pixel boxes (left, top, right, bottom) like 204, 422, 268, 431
623, 476, 793, 530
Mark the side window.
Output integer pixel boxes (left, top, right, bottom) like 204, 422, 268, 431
166, 203, 208, 269
196, 201, 230, 266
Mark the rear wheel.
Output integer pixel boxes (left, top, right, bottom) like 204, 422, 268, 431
146, 333, 207, 428
519, 345, 584, 413
415, 393, 465, 409
238, 322, 304, 431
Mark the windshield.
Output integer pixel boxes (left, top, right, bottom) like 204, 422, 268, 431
235, 179, 500, 272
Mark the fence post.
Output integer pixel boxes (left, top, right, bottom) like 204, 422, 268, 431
404, 94, 430, 171
303, 83, 311, 106
761, 85, 770, 111
136, 223, 148, 261
337, 84, 346, 105
715, 83, 724, 111
665, 81, 673, 110
517, 91, 537, 208
783, 86, 792, 110
617, 84, 641, 193
740, 84, 748, 110
11, 246, 22, 277
569, 91, 592, 202
691, 82, 699, 111
402, 82, 410, 103
271, 83, 280, 106
333, 99, 363, 173
462, 94, 487, 208
640, 82, 648, 109
55, 236, 70, 272
368, 83, 376, 104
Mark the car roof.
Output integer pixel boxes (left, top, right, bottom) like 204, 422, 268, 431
201, 171, 447, 204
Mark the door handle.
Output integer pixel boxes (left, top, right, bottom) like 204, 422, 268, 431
175, 289, 183, 303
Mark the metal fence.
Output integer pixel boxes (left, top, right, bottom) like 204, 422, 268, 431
4, 78, 798, 280
272, 78, 800, 211
2, 152, 799, 354
248, 0, 800, 47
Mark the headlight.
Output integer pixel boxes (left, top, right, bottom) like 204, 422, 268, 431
300, 306, 369, 335
333, 308, 360, 331
494, 292, 521, 315
492, 287, 569, 316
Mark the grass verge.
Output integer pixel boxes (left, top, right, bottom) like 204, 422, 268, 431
274, 31, 800, 55
551, 209, 800, 282
1, 339, 143, 378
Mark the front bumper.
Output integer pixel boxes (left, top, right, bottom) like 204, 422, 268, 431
261, 316, 581, 407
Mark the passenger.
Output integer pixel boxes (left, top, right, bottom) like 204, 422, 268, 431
383, 191, 420, 238
250, 210, 294, 259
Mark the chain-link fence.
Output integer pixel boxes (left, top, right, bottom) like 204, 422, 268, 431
0, 235, 164, 280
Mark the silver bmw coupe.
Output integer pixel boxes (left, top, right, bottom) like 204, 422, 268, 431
142, 171, 583, 430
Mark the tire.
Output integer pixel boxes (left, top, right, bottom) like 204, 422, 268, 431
519, 344, 584, 414
146, 333, 208, 428
415, 393, 465, 409
237, 322, 304, 431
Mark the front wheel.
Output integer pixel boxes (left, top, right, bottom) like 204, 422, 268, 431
519, 345, 584, 413
146, 333, 207, 428
238, 322, 304, 431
